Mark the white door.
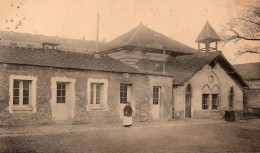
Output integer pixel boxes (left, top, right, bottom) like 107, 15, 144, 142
55, 82, 68, 121
55, 103, 67, 121
152, 86, 161, 120
119, 84, 132, 119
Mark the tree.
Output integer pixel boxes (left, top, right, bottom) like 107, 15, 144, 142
222, 0, 260, 56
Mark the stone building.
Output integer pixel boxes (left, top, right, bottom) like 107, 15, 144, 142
98, 22, 247, 119
234, 62, 260, 116
0, 22, 247, 126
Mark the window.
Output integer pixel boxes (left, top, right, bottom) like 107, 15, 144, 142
229, 87, 234, 109
90, 83, 103, 105
202, 94, 209, 110
153, 86, 160, 105
57, 82, 66, 103
9, 75, 37, 113
212, 94, 219, 110
212, 85, 220, 110
185, 84, 192, 106
13, 80, 31, 105
87, 78, 108, 111
120, 84, 128, 104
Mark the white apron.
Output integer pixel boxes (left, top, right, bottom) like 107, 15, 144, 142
123, 116, 132, 126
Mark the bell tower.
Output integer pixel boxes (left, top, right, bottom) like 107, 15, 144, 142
195, 21, 221, 53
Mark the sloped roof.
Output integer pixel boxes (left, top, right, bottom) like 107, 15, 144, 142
233, 62, 260, 80
0, 47, 140, 74
195, 21, 221, 43
99, 23, 197, 54
165, 51, 247, 87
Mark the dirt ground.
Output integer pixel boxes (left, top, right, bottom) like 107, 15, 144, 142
0, 120, 260, 153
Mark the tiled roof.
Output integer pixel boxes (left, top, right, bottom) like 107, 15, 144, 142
195, 21, 221, 43
0, 47, 140, 74
99, 23, 197, 54
165, 51, 247, 86
233, 62, 260, 80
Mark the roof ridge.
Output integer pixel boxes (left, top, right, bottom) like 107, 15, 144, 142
125, 24, 142, 45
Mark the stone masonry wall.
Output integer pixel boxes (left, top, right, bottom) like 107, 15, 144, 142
0, 63, 173, 126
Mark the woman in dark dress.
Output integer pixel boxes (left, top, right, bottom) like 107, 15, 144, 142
123, 102, 133, 127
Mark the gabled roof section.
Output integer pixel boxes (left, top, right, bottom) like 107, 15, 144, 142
99, 23, 197, 54
0, 48, 140, 74
195, 21, 221, 43
233, 62, 260, 80
165, 51, 247, 87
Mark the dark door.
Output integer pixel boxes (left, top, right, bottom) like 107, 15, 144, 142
185, 94, 191, 118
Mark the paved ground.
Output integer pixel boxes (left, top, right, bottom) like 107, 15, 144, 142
0, 119, 260, 152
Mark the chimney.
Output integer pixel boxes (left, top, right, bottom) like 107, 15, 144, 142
96, 13, 99, 54
163, 46, 166, 73
94, 13, 101, 59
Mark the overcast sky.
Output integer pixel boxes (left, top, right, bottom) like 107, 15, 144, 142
0, 0, 259, 64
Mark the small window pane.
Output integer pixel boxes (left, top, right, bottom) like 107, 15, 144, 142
14, 80, 19, 88
23, 80, 30, 89
23, 90, 29, 97
57, 83, 61, 89
57, 90, 61, 96
13, 97, 19, 105
61, 97, 65, 103
23, 98, 29, 105
14, 89, 19, 96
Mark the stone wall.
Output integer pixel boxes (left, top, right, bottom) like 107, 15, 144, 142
0, 63, 173, 126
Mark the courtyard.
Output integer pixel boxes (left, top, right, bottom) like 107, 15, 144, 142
0, 119, 259, 152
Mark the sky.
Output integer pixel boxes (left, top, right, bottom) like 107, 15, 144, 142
0, 0, 259, 64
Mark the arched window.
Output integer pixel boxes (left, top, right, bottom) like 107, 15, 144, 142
229, 87, 234, 109
212, 85, 220, 110
202, 85, 210, 110
185, 84, 192, 117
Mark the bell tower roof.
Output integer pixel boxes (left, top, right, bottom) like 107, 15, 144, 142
195, 21, 221, 43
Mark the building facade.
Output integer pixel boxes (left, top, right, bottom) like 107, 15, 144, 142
0, 22, 247, 126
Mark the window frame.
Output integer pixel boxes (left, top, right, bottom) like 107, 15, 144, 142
212, 94, 219, 110
87, 78, 108, 111
120, 84, 132, 104
202, 94, 209, 110
153, 86, 161, 105
90, 83, 104, 106
9, 75, 37, 113
56, 82, 66, 103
